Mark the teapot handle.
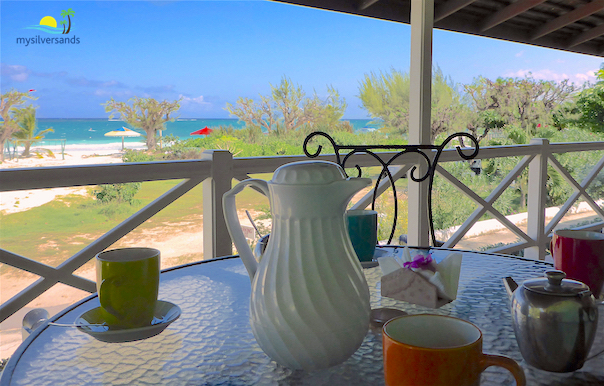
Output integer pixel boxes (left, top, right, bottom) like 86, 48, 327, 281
222, 179, 270, 281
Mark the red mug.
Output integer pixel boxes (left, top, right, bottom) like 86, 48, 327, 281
551, 230, 604, 298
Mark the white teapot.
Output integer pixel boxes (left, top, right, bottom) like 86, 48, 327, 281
223, 161, 372, 370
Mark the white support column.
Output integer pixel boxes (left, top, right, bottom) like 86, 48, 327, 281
203, 150, 234, 258
407, 0, 434, 247
526, 138, 549, 260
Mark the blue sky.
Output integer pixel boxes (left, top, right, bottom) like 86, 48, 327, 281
1, 0, 603, 119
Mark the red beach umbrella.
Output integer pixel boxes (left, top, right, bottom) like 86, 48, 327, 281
190, 127, 213, 136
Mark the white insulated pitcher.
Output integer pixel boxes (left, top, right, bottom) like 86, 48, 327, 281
223, 160, 372, 370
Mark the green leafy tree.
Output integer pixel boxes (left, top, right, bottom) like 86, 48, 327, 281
464, 75, 574, 142
463, 75, 574, 209
12, 105, 54, 157
564, 65, 604, 132
103, 97, 182, 151
61, 8, 75, 34
357, 66, 466, 140
357, 68, 410, 134
431, 67, 468, 139
225, 76, 346, 134
60, 20, 67, 34
0, 89, 36, 161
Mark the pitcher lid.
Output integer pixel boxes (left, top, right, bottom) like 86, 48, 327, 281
523, 270, 592, 297
271, 161, 348, 185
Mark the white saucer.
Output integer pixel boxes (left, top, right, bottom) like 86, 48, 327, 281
75, 300, 181, 343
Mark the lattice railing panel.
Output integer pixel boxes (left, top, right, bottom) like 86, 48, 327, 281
3, 140, 604, 323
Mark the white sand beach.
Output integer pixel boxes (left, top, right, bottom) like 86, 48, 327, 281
1, 143, 142, 214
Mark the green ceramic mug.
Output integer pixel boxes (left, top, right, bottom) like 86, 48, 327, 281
96, 248, 160, 329
346, 209, 378, 262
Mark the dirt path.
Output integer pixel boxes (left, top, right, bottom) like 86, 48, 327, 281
456, 212, 602, 252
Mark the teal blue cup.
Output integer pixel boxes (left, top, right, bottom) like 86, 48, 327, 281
346, 209, 378, 262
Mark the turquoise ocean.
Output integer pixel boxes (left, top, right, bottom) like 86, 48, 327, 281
34, 118, 378, 148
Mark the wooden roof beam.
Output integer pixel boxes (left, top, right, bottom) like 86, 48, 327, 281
435, 0, 477, 22
568, 22, 604, 47
358, 0, 380, 11
532, 0, 604, 40
480, 0, 547, 32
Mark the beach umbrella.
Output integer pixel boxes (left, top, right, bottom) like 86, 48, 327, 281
104, 127, 141, 150
190, 127, 213, 136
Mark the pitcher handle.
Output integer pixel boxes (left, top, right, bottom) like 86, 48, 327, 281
223, 179, 270, 281
480, 353, 526, 386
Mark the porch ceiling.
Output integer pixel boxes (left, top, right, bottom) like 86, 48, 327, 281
274, 0, 604, 58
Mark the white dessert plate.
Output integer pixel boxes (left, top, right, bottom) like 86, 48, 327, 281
361, 247, 391, 268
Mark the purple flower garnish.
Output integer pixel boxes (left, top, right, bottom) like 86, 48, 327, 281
403, 254, 434, 270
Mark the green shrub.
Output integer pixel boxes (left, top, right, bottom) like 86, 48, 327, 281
122, 150, 157, 163
94, 183, 142, 205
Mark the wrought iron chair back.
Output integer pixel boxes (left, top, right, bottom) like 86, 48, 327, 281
303, 131, 480, 247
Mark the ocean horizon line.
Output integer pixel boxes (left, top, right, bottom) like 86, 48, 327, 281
33, 117, 374, 121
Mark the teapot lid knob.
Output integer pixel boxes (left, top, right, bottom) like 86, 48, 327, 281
524, 270, 592, 296
545, 270, 566, 287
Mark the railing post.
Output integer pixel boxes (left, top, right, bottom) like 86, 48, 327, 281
203, 150, 234, 258
526, 138, 549, 260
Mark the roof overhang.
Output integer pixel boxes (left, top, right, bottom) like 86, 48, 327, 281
274, 0, 604, 58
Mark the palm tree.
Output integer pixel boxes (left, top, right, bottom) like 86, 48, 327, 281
12, 106, 54, 157
61, 8, 75, 34
60, 20, 66, 34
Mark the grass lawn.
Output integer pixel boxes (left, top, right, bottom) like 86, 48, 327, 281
0, 174, 274, 274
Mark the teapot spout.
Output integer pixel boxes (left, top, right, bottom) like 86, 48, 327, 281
503, 277, 518, 298
340, 176, 372, 198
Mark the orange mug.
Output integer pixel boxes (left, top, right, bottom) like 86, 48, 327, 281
383, 314, 526, 386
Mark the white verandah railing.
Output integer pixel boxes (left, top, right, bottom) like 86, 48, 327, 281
1, 140, 604, 323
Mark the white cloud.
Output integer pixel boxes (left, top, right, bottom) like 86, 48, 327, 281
504, 68, 597, 85
575, 70, 597, 83
515, 51, 525, 58
179, 94, 210, 105
103, 80, 120, 87
1, 64, 30, 82
93, 89, 132, 98
67, 77, 127, 88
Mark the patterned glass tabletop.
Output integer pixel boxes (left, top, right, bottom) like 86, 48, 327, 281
2, 247, 604, 385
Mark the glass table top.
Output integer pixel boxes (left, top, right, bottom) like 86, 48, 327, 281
2, 247, 604, 385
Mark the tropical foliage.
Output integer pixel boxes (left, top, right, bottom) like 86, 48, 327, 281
94, 183, 142, 205
103, 97, 182, 150
225, 76, 348, 134
357, 68, 410, 134
0, 89, 36, 161
463, 75, 575, 143
556, 66, 604, 133
99, 67, 604, 231
357, 67, 467, 140
12, 105, 54, 157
